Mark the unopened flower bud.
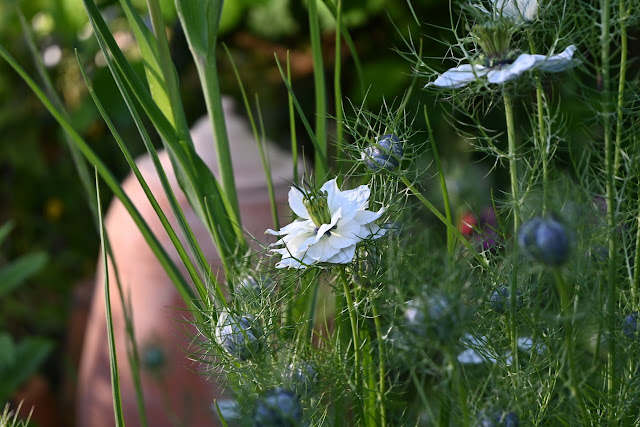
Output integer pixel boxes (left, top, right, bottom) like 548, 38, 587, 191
518, 216, 570, 266
141, 345, 166, 372
362, 134, 403, 172
254, 388, 303, 427
215, 310, 263, 360
490, 287, 523, 314
405, 292, 465, 341
623, 312, 640, 340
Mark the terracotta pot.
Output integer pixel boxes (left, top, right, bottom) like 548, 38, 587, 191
77, 98, 296, 426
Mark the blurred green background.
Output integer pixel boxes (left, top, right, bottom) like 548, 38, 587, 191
0, 0, 452, 423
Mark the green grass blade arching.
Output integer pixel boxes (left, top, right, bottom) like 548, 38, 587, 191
81, 0, 247, 268
17, 8, 99, 227
308, 0, 328, 182
75, 53, 225, 311
274, 56, 329, 172
95, 171, 125, 427
119, 0, 189, 133
174, 0, 242, 228
222, 44, 279, 230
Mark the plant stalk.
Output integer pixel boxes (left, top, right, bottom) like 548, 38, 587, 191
554, 268, 588, 423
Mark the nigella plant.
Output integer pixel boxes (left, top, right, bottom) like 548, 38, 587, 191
266, 178, 386, 268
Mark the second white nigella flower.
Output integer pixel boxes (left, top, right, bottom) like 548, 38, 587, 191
428, 19, 578, 89
266, 178, 385, 269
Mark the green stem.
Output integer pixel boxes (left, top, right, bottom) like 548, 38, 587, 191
600, 0, 616, 422
503, 91, 519, 232
527, 31, 548, 213
287, 52, 299, 187
504, 90, 522, 395
334, 0, 344, 166
371, 302, 387, 427
400, 176, 488, 268
614, 1, 629, 174
449, 353, 469, 425
425, 107, 454, 256
508, 266, 519, 389
634, 183, 640, 306
553, 268, 588, 423
338, 267, 364, 420
535, 77, 548, 213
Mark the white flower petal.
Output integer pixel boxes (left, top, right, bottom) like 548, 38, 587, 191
321, 178, 340, 203
325, 245, 357, 264
534, 45, 579, 73
362, 223, 386, 240
315, 207, 342, 241
305, 237, 341, 262
288, 187, 310, 219
429, 64, 489, 89
353, 208, 385, 225
458, 348, 486, 365
268, 178, 384, 268
487, 54, 537, 84
494, 0, 538, 22
329, 222, 362, 249
275, 257, 305, 269
266, 219, 314, 238
329, 184, 370, 217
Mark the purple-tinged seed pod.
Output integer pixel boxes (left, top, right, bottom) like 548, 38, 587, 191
362, 133, 403, 172
215, 310, 263, 361
254, 387, 303, 427
490, 287, 523, 314
623, 312, 640, 340
518, 216, 570, 266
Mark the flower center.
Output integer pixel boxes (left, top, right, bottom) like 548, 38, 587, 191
303, 190, 333, 228
472, 20, 515, 63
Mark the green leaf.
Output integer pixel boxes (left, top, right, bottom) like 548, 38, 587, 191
0, 41, 197, 312
82, 0, 246, 267
175, 0, 242, 236
119, 0, 187, 132
0, 337, 53, 402
0, 222, 13, 248
174, 0, 223, 56
96, 170, 126, 427
0, 252, 48, 299
0, 333, 15, 371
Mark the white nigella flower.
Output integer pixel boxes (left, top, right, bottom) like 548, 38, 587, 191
477, 0, 539, 22
429, 18, 578, 89
457, 334, 545, 365
457, 334, 506, 365
430, 44, 578, 89
266, 178, 385, 269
